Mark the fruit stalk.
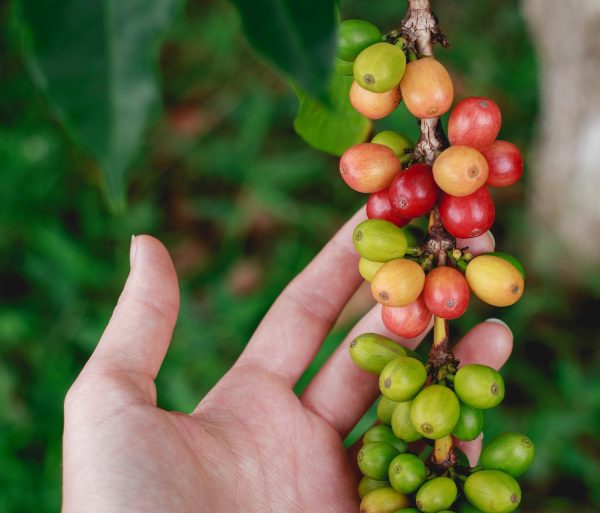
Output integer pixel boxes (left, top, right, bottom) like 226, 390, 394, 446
402, 0, 449, 164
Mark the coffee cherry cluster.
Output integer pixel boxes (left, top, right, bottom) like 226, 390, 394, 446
350, 334, 534, 513
333, 17, 534, 513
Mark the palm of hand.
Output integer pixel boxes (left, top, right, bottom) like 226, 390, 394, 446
63, 218, 511, 513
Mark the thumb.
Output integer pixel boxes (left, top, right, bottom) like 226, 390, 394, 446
82, 235, 180, 403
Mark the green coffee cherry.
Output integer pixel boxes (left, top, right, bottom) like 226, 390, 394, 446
371, 131, 414, 165
334, 57, 355, 76
484, 252, 525, 279
464, 470, 521, 513
452, 402, 484, 441
360, 487, 409, 513
458, 503, 486, 513
415, 477, 458, 513
377, 396, 400, 425
394, 509, 420, 513
410, 385, 460, 439
354, 42, 407, 93
454, 364, 505, 409
337, 19, 382, 62
359, 476, 390, 499
353, 219, 408, 262
350, 333, 407, 375
388, 453, 426, 494
391, 400, 422, 442
364, 425, 408, 453
358, 442, 399, 480
480, 432, 535, 477
359, 257, 385, 282
379, 356, 427, 402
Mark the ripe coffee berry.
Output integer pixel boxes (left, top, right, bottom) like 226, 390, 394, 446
381, 296, 432, 338
439, 186, 495, 238
340, 143, 401, 193
388, 163, 439, 218
433, 146, 489, 197
448, 97, 502, 149
367, 188, 410, 227
482, 140, 523, 188
422, 266, 470, 320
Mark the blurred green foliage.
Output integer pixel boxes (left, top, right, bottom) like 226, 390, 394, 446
1, 0, 599, 512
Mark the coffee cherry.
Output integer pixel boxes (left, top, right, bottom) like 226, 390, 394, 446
350, 81, 402, 119
433, 146, 489, 197
360, 487, 409, 513
371, 131, 414, 165
415, 477, 458, 513
410, 384, 460, 439
364, 425, 408, 453
388, 453, 427, 494
439, 187, 495, 239
371, 259, 426, 307
481, 141, 523, 188
452, 402, 484, 441
350, 333, 407, 375
464, 470, 521, 513
381, 296, 432, 339
353, 219, 408, 262
359, 476, 390, 499
377, 396, 400, 425
359, 258, 386, 282
400, 57, 453, 118
354, 43, 407, 93
458, 504, 486, 513
394, 509, 420, 513
454, 364, 505, 409
465, 255, 524, 307
358, 442, 400, 480
367, 189, 411, 227
448, 97, 502, 149
422, 266, 470, 320
480, 432, 535, 477
391, 400, 422, 442
340, 143, 402, 193
484, 252, 525, 279
334, 57, 355, 76
388, 163, 439, 218
337, 20, 382, 62
379, 356, 427, 402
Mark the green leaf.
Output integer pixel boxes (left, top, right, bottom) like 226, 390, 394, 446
229, 0, 337, 99
16, 0, 179, 210
293, 74, 372, 156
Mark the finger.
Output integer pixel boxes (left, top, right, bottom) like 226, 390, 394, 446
456, 231, 495, 256
454, 434, 483, 467
301, 304, 432, 438
83, 235, 180, 402
236, 208, 367, 385
303, 317, 512, 439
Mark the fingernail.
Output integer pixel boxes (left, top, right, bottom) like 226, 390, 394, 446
130, 235, 137, 268
487, 230, 496, 248
486, 317, 512, 334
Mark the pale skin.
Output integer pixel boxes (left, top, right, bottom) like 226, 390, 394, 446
62, 209, 512, 513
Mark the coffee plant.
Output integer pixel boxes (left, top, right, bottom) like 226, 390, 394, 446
307, 1, 534, 512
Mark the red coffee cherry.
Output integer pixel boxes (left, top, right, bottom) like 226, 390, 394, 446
482, 140, 523, 188
388, 163, 439, 218
367, 189, 411, 227
381, 295, 432, 338
448, 97, 502, 149
439, 187, 495, 238
423, 266, 470, 320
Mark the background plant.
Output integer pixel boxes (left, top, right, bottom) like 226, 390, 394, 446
1, 0, 599, 512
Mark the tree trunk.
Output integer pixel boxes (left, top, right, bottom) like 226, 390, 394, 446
523, 0, 600, 269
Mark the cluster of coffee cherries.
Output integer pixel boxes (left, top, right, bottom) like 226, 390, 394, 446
333, 19, 534, 513
350, 333, 534, 513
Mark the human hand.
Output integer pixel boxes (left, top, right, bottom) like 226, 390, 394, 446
62, 210, 512, 513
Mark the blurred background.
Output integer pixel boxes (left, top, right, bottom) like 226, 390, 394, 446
2, 0, 600, 511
